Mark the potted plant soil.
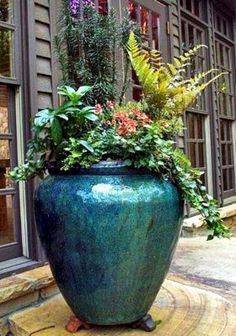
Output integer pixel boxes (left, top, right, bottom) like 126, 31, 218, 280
9, 1, 230, 332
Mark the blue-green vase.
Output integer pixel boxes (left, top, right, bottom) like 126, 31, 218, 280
34, 161, 183, 326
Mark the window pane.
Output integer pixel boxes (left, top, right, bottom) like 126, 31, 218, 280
0, 84, 9, 133
196, 115, 203, 138
133, 87, 142, 101
221, 144, 226, 166
0, 194, 15, 245
0, 144, 13, 189
219, 44, 224, 66
220, 120, 225, 141
0, 0, 13, 23
194, 0, 199, 16
98, 0, 108, 15
141, 6, 148, 35
129, 0, 138, 21
198, 143, 204, 167
0, 27, 14, 77
181, 21, 186, 48
228, 145, 232, 165
187, 113, 195, 138
188, 24, 194, 48
226, 122, 231, 141
229, 168, 234, 190
216, 15, 221, 32
0, 139, 10, 161
152, 13, 159, 50
222, 169, 227, 191
189, 143, 197, 167
186, 0, 192, 12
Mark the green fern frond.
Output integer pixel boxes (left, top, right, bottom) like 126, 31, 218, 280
199, 72, 228, 91
180, 45, 207, 62
150, 50, 163, 69
174, 148, 192, 171
127, 32, 227, 121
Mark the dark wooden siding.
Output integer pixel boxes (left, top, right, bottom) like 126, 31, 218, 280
34, 0, 58, 111
171, 0, 181, 58
170, 0, 185, 150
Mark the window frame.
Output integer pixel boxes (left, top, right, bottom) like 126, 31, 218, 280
180, 9, 210, 197
0, 0, 21, 85
213, 4, 236, 200
179, 0, 236, 206
0, 0, 23, 262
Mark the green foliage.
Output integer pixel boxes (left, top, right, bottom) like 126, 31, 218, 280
9, 86, 97, 181
127, 32, 227, 137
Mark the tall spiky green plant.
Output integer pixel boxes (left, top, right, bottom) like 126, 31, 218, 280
55, 3, 137, 106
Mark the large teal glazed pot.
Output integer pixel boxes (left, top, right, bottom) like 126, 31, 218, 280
34, 161, 183, 326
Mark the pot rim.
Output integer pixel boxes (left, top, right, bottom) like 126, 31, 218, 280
47, 160, 153, 176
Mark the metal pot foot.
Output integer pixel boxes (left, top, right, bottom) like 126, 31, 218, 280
65, 316, 91, 333
131, 314, 156, 332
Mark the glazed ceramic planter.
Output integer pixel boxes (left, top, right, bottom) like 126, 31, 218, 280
34, 161, 183, 326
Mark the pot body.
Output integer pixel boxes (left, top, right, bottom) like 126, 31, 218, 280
34, 163, 183, 325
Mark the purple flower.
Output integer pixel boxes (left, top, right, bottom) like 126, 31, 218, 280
70, 0, 95, 16
70, 0, 79, 15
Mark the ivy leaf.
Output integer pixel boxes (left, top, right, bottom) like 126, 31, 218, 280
123, 159, 132, 166
51, 118, 63, 145
78, 140, 94, 153
207, 234, 214, 241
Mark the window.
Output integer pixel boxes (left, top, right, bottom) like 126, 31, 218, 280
180, 1, 236, 204
180, 12, 208, 187
214, 23, 236, 197
0, 0, 22, 262
180, 0, 206, 21
78, 0, 108, 14
214, 9, 233, 40
0, 0, 14, 77
186, 113, 207, 185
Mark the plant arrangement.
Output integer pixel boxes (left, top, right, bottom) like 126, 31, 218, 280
9, 2, 230, 242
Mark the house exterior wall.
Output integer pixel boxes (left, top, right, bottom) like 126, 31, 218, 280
0, 0, 235, 278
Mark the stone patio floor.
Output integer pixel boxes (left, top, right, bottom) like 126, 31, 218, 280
8, 235, 236, 336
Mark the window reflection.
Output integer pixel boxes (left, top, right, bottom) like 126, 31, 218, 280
0, 0, 12, 23
0, 84, 9, 133
0, 194, 15, 245
98, 0, 108, 15
152, 13, 159, 49
0, 28, 14, 77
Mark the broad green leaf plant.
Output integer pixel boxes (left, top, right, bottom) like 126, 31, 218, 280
9, 33, 230, 240
9, 86, 97, 181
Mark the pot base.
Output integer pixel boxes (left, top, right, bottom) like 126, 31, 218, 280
131, 314, 156, 332
65, 314, 157, 333
65, 317, 91, 333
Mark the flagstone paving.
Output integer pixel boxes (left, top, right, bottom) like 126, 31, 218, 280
6, 235, 236, 336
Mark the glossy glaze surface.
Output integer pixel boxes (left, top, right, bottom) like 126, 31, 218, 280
34, 164, 183, 325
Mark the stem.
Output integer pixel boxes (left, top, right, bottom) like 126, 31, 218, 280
119, 53, 131, 104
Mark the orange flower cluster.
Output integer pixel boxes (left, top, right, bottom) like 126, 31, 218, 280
112, 108, 152, 136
